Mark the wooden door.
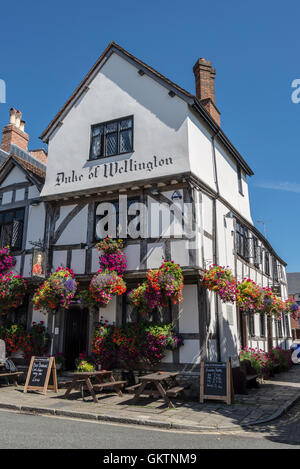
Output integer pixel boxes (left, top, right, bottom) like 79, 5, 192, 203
63, 306, 88, 370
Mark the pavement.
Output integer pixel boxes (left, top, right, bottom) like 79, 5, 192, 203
1, 366, 300, 432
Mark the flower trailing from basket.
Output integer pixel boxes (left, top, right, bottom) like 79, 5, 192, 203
261, 287, 285, 318
0, 247, 16, 275
201, 265, 237, 303
285, 298, 300, 320
89, 270, 126, 307
236, 278, 264, 311
96, 237, 127, 275
128, 261, 184, 315
32, 266, 78, 312
0, 271, 27, 315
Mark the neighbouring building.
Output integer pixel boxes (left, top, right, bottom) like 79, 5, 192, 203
0, 43, 292, 381
287, 272, 300, 339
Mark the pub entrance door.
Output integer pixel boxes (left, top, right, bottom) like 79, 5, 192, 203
63, 305, 88, 370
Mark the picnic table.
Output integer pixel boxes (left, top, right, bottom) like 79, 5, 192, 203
63, 370, 126, 403
0, 362, 23, 386
128, 371, 184, 408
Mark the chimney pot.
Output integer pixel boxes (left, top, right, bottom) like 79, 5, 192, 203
9, 108, 16, 125
1, 108, 29, 152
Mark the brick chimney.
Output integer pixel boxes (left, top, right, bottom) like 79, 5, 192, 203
193, 58, 221, 127
1, 108, 29, 152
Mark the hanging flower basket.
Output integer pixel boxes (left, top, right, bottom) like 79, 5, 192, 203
236, 278, 263, 312
88, 270, 126, 308
201, 265, 237, 303
128, 261, 183, 315
0, 247, 16, 275
260, 288, 285, 318
32, 267, 78, 313
285, 298, 300, 320
0, 271, 27, 315
96, 237, 127, 275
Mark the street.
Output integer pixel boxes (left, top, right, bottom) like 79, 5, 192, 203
1, 404, 300, 449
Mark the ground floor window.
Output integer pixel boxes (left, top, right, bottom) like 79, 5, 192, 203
3, 294, 29, 328
122, 288, 172, 325
248, 313, 255, 337
260, 314, 266, 337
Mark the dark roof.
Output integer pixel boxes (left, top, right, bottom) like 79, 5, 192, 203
287, 273, 300, 295
0, 154, 45, 189
39, 41, 254, 176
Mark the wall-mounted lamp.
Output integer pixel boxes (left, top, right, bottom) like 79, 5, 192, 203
224, 211, 233, 219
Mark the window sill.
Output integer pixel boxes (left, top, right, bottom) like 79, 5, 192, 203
88, 150, 134, 162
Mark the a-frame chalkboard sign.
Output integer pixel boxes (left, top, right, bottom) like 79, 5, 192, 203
24, 356, 58, 395
200, 361, 234, 405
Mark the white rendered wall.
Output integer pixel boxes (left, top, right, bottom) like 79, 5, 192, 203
41, 52, 190, 198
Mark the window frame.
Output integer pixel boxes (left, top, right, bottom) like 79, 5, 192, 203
89, 115, 134, 161
237, 165, 243, 195
248, 313, 255, 337
236, 221, 249, 260
260, 313, 266, 337
0, 207, 25, 251
264, 250, 270, 276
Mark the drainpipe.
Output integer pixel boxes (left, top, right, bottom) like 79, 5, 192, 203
211, 131, 221, 361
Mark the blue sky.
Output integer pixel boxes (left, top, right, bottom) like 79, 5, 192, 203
0, 1, 299, 271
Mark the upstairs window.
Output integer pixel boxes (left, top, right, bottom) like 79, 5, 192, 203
264, 251, 270, 276
253, 236, 262, 268
236, 222, 249, 259
273, 257, 279, 282
0, 208, 25, 251
90, 116, 133, 160
237, 166, 243, 195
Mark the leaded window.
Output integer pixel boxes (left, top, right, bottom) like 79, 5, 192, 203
264, 251, 270, 276
249, 313, 255, 337
122, 290, 172, 325
90, 116, 133, 160
236, 222, 249, 259
0, 208, 25, 251
260, 314, 266, 337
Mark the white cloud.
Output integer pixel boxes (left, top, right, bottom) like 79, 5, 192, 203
255, 181, 300, 194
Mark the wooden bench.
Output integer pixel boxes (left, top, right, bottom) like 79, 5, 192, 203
240, 360, 259, 392
0, 371, 23, 386
92, 380, 126, 390
165, 386, 185, 398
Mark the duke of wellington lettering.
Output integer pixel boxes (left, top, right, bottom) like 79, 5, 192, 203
55, 155, 174, 186
0, 38, 298, 451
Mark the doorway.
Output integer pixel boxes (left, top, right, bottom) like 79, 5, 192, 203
63, 306, 88, 370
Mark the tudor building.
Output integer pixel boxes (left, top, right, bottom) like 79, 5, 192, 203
0, 43, 292, 373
